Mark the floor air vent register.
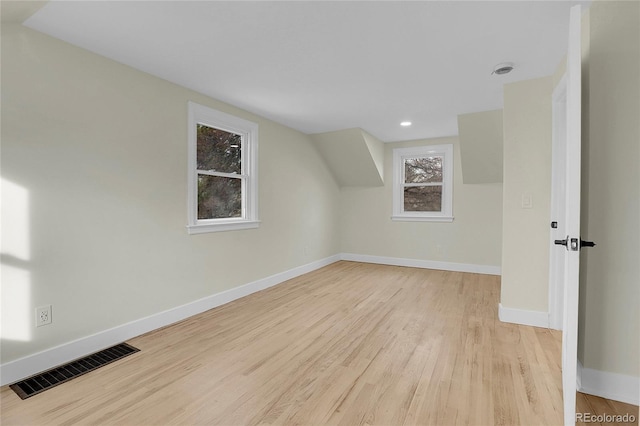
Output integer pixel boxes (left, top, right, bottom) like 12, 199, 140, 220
10, 343, 140, 400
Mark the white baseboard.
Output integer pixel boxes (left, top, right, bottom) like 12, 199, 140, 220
498, 303, 550, 328
578, 360, 640, 405
576, 359, 583, 391
340, 253, 501, 276
0, 254, 341, 386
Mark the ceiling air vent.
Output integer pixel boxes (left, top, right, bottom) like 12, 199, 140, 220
492, 62, 515, 75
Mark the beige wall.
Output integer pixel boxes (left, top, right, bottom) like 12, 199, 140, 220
501, 76, 553, 312
361, 130, 385, 182
1, 23, 340, 363
579, 0, 639, 377
457, 109, 504, 184
339, 137, 503, 267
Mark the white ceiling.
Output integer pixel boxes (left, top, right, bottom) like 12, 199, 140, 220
24, 0, 589, 142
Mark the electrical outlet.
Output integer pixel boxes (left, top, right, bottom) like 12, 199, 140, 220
36, 305, 52, 327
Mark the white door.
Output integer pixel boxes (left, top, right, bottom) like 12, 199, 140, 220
557, 5, 584, 426
549, 75, 567, 331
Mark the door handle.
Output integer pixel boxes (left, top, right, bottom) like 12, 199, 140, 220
554, 236, 596, 250
580, 239, 596, 248
554, 237, 568, 247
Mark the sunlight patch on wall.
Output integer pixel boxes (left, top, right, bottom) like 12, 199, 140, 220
2, 179, 30, 261
1, 265, 32, 341
1, 178, 32, 342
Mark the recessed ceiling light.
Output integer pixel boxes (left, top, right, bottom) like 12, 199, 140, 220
492, 62, 515, 75
400, 121, 412, 127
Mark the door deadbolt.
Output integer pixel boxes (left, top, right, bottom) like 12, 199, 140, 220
570, 238, 579, 251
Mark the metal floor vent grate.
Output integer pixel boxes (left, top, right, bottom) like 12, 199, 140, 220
9, 343, 139, 400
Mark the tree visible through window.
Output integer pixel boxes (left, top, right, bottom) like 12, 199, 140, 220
197, 125, 242, 219
403, 156, 443, 212
392, 144, 453, 222
187, 102, 258, 234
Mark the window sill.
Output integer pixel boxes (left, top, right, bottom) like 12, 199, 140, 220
391, 215, 454, 223
187, 220, 260, 234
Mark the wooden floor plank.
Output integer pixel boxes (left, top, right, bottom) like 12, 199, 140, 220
1, 261, 636, 425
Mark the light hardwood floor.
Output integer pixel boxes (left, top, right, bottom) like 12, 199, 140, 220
0, 261, 635, 425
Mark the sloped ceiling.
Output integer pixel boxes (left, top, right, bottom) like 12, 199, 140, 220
311, 129, 384, 187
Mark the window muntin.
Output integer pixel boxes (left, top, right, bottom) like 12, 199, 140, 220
187, 102, 258, 234
392, 144, 453, 222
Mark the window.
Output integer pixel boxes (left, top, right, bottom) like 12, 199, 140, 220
187, 102, 259, 234
392, 144, 453, 222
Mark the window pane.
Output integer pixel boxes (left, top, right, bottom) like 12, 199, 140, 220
197, 124, 242, 174
198, 175, 241, 219
404, 157, 442, 183
404, 186, 442, 212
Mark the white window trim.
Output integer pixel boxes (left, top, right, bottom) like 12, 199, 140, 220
187, 101, 259, 234
392, 144, 454, 222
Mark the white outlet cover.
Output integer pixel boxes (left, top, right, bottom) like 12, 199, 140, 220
36, 305, 52, 327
